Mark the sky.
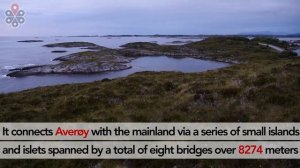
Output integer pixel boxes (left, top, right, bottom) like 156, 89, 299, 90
0, 0, 300, 36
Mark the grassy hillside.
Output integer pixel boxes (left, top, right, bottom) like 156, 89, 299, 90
1, 60, 300, 123
0, 37, 299, 167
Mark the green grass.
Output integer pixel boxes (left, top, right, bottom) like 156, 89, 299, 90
185, 36, 280, 62
0, 37, 299, 167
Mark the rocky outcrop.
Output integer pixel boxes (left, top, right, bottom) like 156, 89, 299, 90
17, 40, 44, 43
7, 62, 131, 77
7, 47, 133, 77
51, 50, 67, 53
44, 42, 98, 48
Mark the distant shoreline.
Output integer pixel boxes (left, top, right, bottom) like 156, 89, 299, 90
1, 34, 300, 38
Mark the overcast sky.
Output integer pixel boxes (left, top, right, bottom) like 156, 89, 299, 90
0, 0, 299, 36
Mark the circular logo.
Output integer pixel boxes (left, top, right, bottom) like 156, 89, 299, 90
5, 3, 25, 28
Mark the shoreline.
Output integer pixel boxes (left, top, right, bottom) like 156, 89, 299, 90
6, 40, 237, 77
2, 37, 298, 94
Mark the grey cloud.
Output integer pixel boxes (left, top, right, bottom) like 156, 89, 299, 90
0, 0, 299, 36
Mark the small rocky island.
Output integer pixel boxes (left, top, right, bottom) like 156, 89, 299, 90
51, 50, 67, 53
44, 42, 98, 48
17, 40, 44, 43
